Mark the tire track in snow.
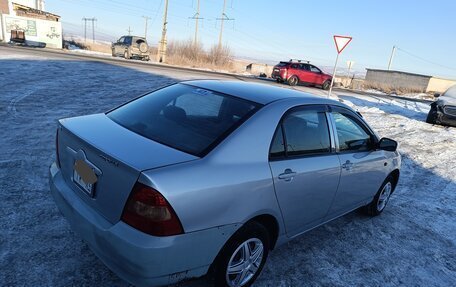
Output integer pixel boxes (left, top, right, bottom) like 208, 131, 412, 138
7, 91, 34, 115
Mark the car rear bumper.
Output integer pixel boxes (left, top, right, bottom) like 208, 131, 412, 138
271, 73, 282, 80
130, 48, 149, 57
49, 162, 239, 287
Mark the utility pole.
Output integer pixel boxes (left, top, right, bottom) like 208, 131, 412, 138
216, 0, 234, 49
388, 45, 396, 70
82, 17, 96, 43
189, 0, 203, 45
142, 16, 151, 39
157, 0, 169, 62
82, 17, 87, 43
92, 18, 96, 43
218, 0, 226, 49
126, 26, 132, 35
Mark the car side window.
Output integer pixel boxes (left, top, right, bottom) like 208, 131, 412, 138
301, 64, 310, 71
332, 112, 372, 152
118, 37, 125, 43
125, 37, 132, 45
269, 125, 285, 159
310, 66, 321, 73
282, 109, 331, 156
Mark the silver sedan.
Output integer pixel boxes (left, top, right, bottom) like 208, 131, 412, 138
49, 80, 401, 287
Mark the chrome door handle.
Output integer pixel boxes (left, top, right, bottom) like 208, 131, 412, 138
342, 160, 354, 170
278, 168, 296, 181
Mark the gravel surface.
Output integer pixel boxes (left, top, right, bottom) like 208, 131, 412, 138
1, 48, 455, 287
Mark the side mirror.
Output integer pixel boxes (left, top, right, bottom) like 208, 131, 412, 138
434, 93, 441, 98
378, 137, 398, 152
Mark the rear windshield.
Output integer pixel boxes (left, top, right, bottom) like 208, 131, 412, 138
108, 83, 261, 157
276, 62, 289, 67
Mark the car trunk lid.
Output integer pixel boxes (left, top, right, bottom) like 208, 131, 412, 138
57, 113, 198, 224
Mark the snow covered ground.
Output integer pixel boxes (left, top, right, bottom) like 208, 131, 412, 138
364, 89, 435, 101
67, 48, 112, 57
0, 48, 455, 286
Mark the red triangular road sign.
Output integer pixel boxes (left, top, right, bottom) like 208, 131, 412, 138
334, 35, 352, 54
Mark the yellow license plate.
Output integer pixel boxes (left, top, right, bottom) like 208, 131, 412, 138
73, 159, 97, 196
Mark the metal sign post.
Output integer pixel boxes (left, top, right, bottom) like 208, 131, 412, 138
346, 60, 355, 87
347, 60, 354, 77
328, 35, 352, 98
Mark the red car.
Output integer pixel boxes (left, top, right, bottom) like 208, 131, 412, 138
271, 60, 332, 90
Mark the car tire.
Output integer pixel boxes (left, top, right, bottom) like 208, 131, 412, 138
124, 50, 131, 59
363, 175, 395, 216
288, 75, 299, 86
213, 222, 270, 287
426, 105, 438, 124
322, 80, 331, 90
111, 49, 116, 57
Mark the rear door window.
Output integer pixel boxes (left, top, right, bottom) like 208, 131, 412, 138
283, 109, 331, 156
269, 107, 331, 158
108, 84, 261, 156
300, 64, 311, 71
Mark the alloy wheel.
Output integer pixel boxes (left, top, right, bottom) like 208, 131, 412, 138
226, 238, 264, 287
289, 77, 298, 86
377, 182, 392, 211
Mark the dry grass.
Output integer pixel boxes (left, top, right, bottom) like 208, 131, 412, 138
65, 37, 239, 72
64, 38, 112, 54
363, 83, 427, 94
157, 39, 234, 71
84, 42, 112, 54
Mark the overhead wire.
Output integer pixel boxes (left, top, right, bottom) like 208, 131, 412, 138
396, 47, 456, 73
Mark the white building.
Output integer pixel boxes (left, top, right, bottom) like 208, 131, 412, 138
0, 0, 62, 48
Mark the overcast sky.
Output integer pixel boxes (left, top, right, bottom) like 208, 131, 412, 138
47, 0, 456, 78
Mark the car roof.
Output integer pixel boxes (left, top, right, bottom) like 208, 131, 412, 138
121, 35, 145, 39
182, 80, 334, 105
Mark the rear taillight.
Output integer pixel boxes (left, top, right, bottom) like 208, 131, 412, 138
55, 128, 61, 168
121, 182, 184, 236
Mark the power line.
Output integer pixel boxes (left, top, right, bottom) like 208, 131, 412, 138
396, 47, 456, 72
62, 20, 117, 41
61, 0, 155, 18
150, 0, 164, 26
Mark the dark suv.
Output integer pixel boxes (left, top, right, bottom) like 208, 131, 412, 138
427, 85, 456, 127
112, 36, 150, 61
272, 60, 332, 89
